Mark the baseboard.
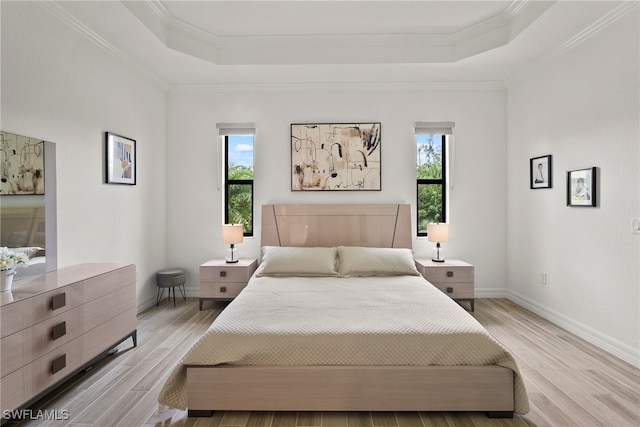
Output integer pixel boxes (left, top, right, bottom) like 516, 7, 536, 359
184, 286, 199, 298
137, 286, 200, 313
475, 288, 510, 298
137, 294, 157, 314
508, 290, 640, 368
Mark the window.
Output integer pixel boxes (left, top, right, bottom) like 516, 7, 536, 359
218, 123, 255, 237
415, 122, 453, 236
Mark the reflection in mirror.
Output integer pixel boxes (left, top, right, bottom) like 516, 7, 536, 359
1, 131, 57, 280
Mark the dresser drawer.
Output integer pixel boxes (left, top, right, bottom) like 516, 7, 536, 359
1, 300, 28, 338
1, 367, 26, 411
82, 281, 136, 333
29, 306, 83, 361
421, 266, 473, 284
27, 338, 84, 398
83, 264, 136, 302
431, 282, 474, 299
200, 281, 247, 298
83, 309, 136, 361
28, 283, 83, 325
1, 330, 26, 376
200, 265, 255, 283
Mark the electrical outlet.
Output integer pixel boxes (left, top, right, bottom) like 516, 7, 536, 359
540, 273, 547, 285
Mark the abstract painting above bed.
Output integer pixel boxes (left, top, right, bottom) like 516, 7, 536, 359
291, 123, 381, 191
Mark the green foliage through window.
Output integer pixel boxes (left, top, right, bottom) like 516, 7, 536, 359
416, 134, 446, 235
225, 136, 254, 236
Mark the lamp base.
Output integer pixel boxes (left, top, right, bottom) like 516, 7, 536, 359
432, 242, 445, 263
226, 244, 239, 263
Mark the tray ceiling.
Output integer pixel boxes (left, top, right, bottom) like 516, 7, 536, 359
122, 0, 553, 65
37, 1, 635, 87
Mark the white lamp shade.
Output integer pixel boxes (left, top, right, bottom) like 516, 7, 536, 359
427, 223, 450, 243
222, 224, 244, 244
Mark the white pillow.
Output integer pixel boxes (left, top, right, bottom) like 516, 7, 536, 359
10, 246, 43, 258
255, 246, 338, 277
337, 246, 420, 277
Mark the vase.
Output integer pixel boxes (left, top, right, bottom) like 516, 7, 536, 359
1, 269, 16, 292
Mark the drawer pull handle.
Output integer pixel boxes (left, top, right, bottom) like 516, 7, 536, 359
51, 354, 66, 374
220, 286, 227, 293
446, 287, 454, 294
51, 321, 67, 341
220, 271, 227, 277
51, 293, 66, 311
447, 271, 454, 278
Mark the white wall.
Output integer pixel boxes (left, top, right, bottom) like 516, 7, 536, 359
166, 87, 508, 297
1, 2, 168, 310
506, 9, 639, 366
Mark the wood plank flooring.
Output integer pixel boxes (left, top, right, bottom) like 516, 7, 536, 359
5, 298, 639, 427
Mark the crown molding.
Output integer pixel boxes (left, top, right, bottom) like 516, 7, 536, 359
35, 1, 169, 91
169, 81, 506, 94
452, 0, 554, 56
545, 1, 639, 62
124, 0, 553, 66
507, 1, 639, 85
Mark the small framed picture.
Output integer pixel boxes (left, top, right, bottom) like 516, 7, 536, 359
105, 132, 136, 185
567, 167, 596, 207
530, 155, 552, 189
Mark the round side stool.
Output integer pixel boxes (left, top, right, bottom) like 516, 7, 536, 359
156, 268, 187, 307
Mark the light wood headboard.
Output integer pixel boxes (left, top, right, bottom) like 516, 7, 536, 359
261, 204, 412, 249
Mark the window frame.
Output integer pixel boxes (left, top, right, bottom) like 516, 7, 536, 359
416, 134, 447, 237
224, 135, 254, 237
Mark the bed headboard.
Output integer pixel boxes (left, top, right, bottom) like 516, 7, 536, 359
261, 204, 412, 249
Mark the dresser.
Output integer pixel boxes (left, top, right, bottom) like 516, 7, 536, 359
0, 263, 137, 412
199, 259, 257, 310
415, 259, 475, 311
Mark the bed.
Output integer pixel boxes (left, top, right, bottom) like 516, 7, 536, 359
158, 204, 529, 417
1, 207, 47, 279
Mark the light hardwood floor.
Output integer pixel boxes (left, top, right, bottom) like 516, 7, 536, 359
6, 298, 639, 427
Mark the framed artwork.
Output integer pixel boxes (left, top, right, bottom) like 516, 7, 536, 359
567, 167, 596, 207
530, 155, 552, 189
0, 131, 45, 195
291, 123, 381, 191
105, 132, 136, 185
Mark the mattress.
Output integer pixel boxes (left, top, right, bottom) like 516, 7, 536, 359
158, 275, 529, 413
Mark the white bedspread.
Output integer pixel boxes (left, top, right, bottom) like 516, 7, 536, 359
158, 275, 529, 413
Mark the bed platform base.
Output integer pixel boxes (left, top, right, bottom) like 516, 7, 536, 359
187, 410, 514, 419
186, 365, 514, 417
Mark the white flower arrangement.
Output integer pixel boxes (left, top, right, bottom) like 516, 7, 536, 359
0, 247, 29, 271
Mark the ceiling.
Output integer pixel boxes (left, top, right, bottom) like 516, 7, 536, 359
44, 1, 629, 88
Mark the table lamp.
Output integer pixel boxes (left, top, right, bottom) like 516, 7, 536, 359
222, 224, 243, 263
427, 223, 449, 263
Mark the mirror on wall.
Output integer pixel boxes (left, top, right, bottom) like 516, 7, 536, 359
1, 131, 57, 280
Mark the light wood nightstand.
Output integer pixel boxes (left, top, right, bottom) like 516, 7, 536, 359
199, 259, 257, 310
415, 259, 475, 311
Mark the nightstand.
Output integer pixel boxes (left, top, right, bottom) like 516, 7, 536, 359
415, 259, 475, 311
199, 259, 257, 310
